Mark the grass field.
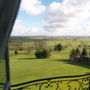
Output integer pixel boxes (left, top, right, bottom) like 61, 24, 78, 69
9, 37, 90, 85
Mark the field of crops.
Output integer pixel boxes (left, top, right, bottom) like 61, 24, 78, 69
9, 37, 90, 85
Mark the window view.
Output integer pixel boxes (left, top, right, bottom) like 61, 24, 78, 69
9, 0, 90, 89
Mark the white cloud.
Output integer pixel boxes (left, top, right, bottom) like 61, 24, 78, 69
11, 20, 28, 36
31, 27, 39, 33
12, 0, 90, 36
20, 0, 46, 15
44, 0, 90, 36
26, 27, 48, 36
11, 19, 90, 36
11, 20, 47, 36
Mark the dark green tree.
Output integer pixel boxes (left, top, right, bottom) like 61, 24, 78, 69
35, 49, 51, 59
70, 48, 75, 56
14, 50, 18, 55
54, 43, 63, 52
74, 48, 80, 56
19, 47, 23, 51
81, 48, 88, 56
89, 52, 90, 56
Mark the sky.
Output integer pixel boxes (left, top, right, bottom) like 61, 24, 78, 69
11, 0, 90, 36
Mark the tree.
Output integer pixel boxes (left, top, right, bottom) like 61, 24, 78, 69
78, 45, 81, 47
19, 47, 23, 51
74, 48, 80, 56
70, 48, 75, 56
54, 43, 63, 52
81, 48, 88, 56
35, 49, 51, 59
89, 52, 90, 56
14, 50, 18, 55
34, 41, 50, 50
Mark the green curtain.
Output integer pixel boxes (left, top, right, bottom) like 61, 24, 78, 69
0, 0, 21, 90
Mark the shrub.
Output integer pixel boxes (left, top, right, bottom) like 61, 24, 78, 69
78, 45, 82, 47
81, 48, 88, 56
89, 52, 90, 56
54, 43, 63, 52
14, 50, 18, 55
19, 47, 23, 51
35, 49, 51, 59
74, 48, 80, 56
70, 48, 75, 57
70, 48, 80, 57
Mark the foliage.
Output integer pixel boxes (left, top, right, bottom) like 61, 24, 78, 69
19, 47, 23, 51
78, 45, 82, 47
54, 43, 63, 52
81, 48, 88, 56
35, 41, 47, 50
70, 48, 80, 57
35, 49, 51, 59
70, 48, 75, 56
14, 50, 18, 55
89, 52, 90, 56
74, 48, 80, 56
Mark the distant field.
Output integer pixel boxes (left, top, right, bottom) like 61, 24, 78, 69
9, 37, 90, 85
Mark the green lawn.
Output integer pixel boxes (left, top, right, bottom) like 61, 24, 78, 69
0, 60, 6, 83
10, 50, 90, 85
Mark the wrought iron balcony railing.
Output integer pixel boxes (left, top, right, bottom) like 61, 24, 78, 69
11, 73, 90, 90
0, 83, 4, 89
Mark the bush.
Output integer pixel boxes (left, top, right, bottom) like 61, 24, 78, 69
19, 47, 23, 51
14, 50, 18, 55
81, 48, 88, 56
74, 48, 80, 56
54, 43, 63, 52
70, 48, 80, 57
35, 49, 51, 59
70, 48, 75, 57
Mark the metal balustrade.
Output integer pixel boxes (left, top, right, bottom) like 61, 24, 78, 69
11, 73, 90, 90
0, 83, 4, 90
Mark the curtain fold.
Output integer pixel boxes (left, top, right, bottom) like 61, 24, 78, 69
0, 0, 21, 90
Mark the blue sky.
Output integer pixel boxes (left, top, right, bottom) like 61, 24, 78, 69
16, 0, 63, 31
17, 10, 45, 28
42, 0, 63, 6
12, 0, 90, 36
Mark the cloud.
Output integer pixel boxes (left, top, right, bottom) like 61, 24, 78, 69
44, 0, 90, 36
12, 0, 90, 36
11, 20, 28, 36
27, 27, 46, 36
11, 19, 90, 36
20, 0, 46, 15
31, 27, 39, 33
11, 20, 47, 36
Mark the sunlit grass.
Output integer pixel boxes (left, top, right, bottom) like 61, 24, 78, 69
10, 50, 90, 84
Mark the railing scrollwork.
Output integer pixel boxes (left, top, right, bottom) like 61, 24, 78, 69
11, 73, 90, 90
0, 83, 5, 89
